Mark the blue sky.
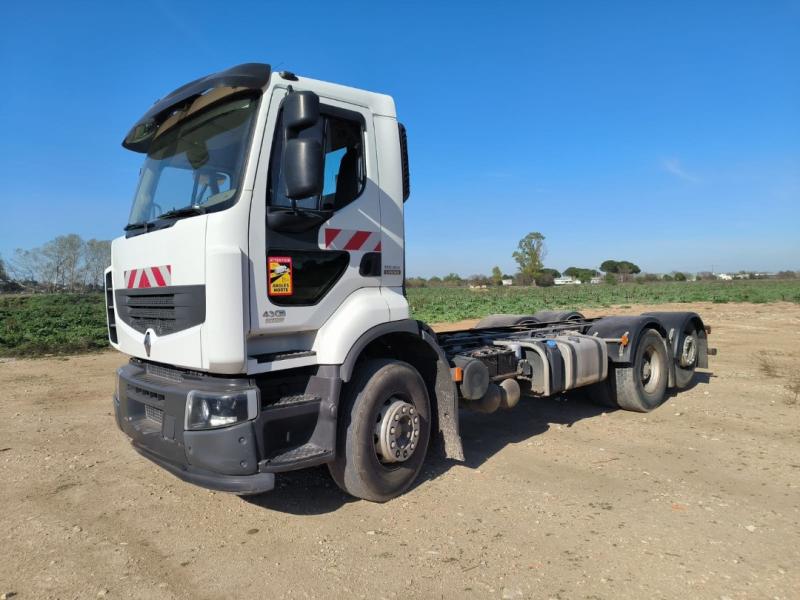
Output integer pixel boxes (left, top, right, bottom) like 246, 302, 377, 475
1, 0, 798, 277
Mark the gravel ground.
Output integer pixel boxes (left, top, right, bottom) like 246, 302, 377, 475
1, 301, 798, 599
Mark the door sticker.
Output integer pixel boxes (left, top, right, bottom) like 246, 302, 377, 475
268, 256, 293, 296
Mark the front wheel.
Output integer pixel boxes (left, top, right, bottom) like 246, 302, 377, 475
328, 359, 431, 502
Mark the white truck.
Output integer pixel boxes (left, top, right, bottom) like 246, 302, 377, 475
108, 63, 712, 502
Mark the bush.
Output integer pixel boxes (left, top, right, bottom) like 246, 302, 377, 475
0, 293, 108, 357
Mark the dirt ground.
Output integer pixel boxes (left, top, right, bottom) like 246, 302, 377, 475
1, 302, 799, 600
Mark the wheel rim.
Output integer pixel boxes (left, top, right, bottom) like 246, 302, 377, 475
640, 344, 664, 394
374, 398, 420, 464
680, 333, 697, 368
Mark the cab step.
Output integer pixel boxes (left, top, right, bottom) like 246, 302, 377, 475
260, 443, 332, 472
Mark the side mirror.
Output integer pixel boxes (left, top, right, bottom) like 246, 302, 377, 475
284, 138, 324, 200
283, 91, 319, 133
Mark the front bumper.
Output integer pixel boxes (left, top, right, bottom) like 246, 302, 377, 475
113, 359, 339, 495
131, 441, 274, 494
113, 362, 275, 495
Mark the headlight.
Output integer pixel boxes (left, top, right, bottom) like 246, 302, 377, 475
185, 389, 259, 430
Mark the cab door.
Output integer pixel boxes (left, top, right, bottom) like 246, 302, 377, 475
249, 87, 383, 341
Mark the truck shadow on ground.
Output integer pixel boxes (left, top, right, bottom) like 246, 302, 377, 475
244, 371, 712, 515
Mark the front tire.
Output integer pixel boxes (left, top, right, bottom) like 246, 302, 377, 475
328, 359, 431, 502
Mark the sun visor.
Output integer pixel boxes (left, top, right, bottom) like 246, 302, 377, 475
122, 63, 271, 153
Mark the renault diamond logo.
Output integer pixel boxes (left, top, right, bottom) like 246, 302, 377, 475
144, 331, 152, 357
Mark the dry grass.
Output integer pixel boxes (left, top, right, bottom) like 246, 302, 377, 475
784, 372, 800, 406
756, 354, 780, 378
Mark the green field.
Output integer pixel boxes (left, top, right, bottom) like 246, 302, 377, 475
407, 279, 800, 323
0, 293, 108, 357
1, 280, 799, 357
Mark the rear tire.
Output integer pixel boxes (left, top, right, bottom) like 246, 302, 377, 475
674, 329, 698, 389
531, 310, 585, 323
473, 314, 539, 329
587, 329, 669, 413
328, 359, 431, 502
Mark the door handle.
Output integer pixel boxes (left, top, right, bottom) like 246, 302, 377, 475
359, 252, 382, 277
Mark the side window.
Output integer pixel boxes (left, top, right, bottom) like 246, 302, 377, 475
269, 108, 365, 211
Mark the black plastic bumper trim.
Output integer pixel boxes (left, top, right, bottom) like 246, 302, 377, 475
132, 442, 275, 495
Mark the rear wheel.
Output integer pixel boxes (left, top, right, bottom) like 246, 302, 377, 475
587, 329, 669, 412
531, 310, 585, 323
328, 359, 431, 502
674, 328, 699, 388
473, 314, 539, 329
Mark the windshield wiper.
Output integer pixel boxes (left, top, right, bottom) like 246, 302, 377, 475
124, 221, 149, 232
156, 205, 206, 221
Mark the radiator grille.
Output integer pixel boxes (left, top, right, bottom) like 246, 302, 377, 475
105, 271, 118, 344
115, 285, 205, 337
126, 295, 177, 335
144, 404, 164, 426
145, 363, 184, 382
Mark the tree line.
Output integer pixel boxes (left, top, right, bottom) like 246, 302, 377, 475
407, 231, 797, 288
0, 235, 111, 293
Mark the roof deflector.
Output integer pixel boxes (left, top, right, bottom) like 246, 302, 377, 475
122, 62, 271, 153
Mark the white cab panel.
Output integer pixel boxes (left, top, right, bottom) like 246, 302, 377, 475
312, 288, 391, 365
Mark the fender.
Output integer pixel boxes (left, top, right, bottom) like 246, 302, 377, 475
642, 311, 709, 369
337, 319, 464, 462
586, 315, 668, 364
339, 319, 420, 382
419, 323, 464, 462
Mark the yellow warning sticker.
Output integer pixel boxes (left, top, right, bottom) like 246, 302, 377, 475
268, 256, 293, 296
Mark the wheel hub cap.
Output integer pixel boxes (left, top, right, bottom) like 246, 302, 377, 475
375, 399, 420, 463
680, 335, 697, 367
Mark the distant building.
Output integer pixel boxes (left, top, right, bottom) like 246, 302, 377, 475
716, 273, 733, 281
501, 279, 513, 286
589, 276, 603, 284
554, 276, 581, 286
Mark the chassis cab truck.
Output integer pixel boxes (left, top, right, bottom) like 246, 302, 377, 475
108, 63, 711, 502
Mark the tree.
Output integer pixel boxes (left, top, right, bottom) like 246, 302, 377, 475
673, 272, 687, 282
603, 272, 618, 285
442, 273, 464, 287
0, 254, 7, 281
83, 239, 112, 288
564, 266, 598, 283
536, 268, 560, 286
405, 277, 427, 288
491, 266, 503, 286
513, 232, 546, 282
600, 259, 641, 282
514, 271, 535, 286
599, 260, 619, 273
11, 247, 44, 284
427, 276, 442, 286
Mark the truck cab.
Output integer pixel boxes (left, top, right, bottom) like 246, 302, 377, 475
109, 63, 711, 502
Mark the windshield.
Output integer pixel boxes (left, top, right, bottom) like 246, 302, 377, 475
127, 95, 258, 227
